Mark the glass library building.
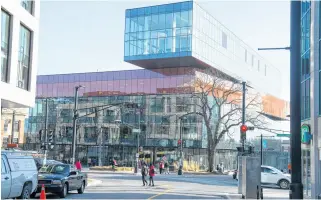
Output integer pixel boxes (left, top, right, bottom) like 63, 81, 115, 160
23, 1, 289, 170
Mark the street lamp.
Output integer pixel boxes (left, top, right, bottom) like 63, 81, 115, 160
71, 85, 84, 165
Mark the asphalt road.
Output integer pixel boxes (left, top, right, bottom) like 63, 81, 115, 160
38, 172, 289, 199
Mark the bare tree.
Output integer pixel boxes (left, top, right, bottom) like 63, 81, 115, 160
183, 69, 266, 172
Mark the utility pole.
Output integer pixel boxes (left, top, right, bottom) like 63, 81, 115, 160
72, 85, 83, 165
44, 98, 49, 166
241, 81, 246, 150
11, 110, 16, 144
289, 1, 303, 199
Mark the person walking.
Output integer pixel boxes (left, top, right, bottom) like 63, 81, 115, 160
164, 162, 169, 174
75, 160, 82, 171
149, 163, 155, 186
141, 162, 148, 186
159, 161, 163, 174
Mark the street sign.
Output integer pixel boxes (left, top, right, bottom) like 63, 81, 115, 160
133, 129, 141, 133
136, 153, 139, 158
277, 133, 290, 138
262, 140, 267, 149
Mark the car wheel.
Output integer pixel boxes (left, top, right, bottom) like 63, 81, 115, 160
59, 183, 68, 198
78, 181, 85, 194
279, 179, 290, 189
18, 184, 31, 199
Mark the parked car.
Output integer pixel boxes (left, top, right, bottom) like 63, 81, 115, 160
235, 165, 291, 189
1, 151, 38, 199
33, 164, 87, 198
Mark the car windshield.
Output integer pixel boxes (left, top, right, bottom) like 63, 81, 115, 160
268, 166, 283, 174
49, 165, 69, 174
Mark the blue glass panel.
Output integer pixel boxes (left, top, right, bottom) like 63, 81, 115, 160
181, 1, 190, 11
144, 7, 151, 15
137, 7, 145, 16
130, 9, 138, 17
165, 4, 173, 13
158, 5, 166, 14
125, 18, 130, 33
125, 9, 130, 18
173, 3, 181, 12
151, 6, 158, 14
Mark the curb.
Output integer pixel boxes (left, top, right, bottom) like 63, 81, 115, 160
87, 179, 103, 187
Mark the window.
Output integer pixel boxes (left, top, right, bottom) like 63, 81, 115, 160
1, 10, 11, 83
251, 55, 254, 67
222, 32, 227, 49
21, 0, 33, 14
1, 159, 7, 173
17, 25, 32, 90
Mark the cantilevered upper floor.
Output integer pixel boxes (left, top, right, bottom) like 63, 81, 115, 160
124, 1, 282, 97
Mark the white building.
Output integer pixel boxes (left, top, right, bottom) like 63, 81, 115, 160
1, 0, 40, 145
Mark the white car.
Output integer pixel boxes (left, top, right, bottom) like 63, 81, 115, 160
1, 152, 38, 199
261, 165, 291, 189
236, 165, 291, 189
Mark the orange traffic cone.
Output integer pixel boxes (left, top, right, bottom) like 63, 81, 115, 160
40, 184, 46, 200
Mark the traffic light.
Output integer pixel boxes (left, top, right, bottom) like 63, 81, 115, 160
39, 130, 43, 141
240, 124, 247, 141
48, 130, 54, 150
40, 142, 46, 150
248, 146, 254, 154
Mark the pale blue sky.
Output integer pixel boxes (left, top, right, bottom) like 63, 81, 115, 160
38, 0, 290, 100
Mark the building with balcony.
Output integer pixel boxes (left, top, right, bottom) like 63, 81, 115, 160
23, 1, 290, 170
300, 0, 321, 198
1, 0, 40, 147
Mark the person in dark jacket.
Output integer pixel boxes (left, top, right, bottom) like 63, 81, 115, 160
141, 162, 148, 186
149, 163, 155, 186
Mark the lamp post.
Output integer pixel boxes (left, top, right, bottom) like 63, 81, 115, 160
71, 85, 84, 165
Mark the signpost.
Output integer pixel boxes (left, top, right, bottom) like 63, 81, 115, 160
301, 124, 312, 144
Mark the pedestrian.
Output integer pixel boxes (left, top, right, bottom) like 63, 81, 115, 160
112, 158, 117, 172
164, 162, 169, 174
159, 161, 163, 174
149, 163, 155, 186
75, 160, 82, 171
141, 162, 148, 186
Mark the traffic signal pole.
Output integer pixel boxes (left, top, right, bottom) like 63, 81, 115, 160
241, 81, 246, 149
44, 98, 49, 166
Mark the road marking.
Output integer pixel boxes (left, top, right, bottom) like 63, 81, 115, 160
147, 185, 172, 199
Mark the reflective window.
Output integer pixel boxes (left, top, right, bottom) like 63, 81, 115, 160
21, 0, 33, 14
124, 2, 193, 59
1, 10, 11, 83
1, 158, 7, 173
17, 25, 32, 90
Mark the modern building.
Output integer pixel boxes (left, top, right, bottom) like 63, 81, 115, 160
24, 1, 289, 170
300, 0, 321, 198
1, 0, 40, 147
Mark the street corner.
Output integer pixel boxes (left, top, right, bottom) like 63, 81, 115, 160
87, 178, 103, 187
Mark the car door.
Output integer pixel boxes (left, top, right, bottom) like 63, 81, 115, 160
68, 165, 78, 190
1, 158, 11, 199
263, 167, 280, 184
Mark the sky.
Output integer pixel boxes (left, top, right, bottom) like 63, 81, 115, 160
38, 0, 290, 100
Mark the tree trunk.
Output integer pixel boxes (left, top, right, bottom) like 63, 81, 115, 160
208, 148, 214, 172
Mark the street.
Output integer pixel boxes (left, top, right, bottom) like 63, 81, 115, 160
40, 171, 290, 199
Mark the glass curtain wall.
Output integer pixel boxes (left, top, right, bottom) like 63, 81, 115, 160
124, 1, 193, 60
1, 10, 11, 83
301, 1, 311, 120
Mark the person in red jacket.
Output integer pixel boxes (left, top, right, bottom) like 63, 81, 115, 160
75, 160, 82, 171
149, 163, 155, 186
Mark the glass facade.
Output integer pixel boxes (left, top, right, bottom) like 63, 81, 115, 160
319, 1, 321, 115
1, 10, 11, 83
301, 0, 311, 120
124, 1, 282, 97
21, 0, 33, 14
124, 1, 193, 60
17, 25, 32, 90
26, 67, 213, 166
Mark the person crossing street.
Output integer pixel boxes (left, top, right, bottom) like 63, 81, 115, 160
141, 161, 148, 186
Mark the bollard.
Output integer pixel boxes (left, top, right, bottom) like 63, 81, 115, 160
257, 185, 259, 199
178, 165, 183, 175
261, 187, 263, 199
